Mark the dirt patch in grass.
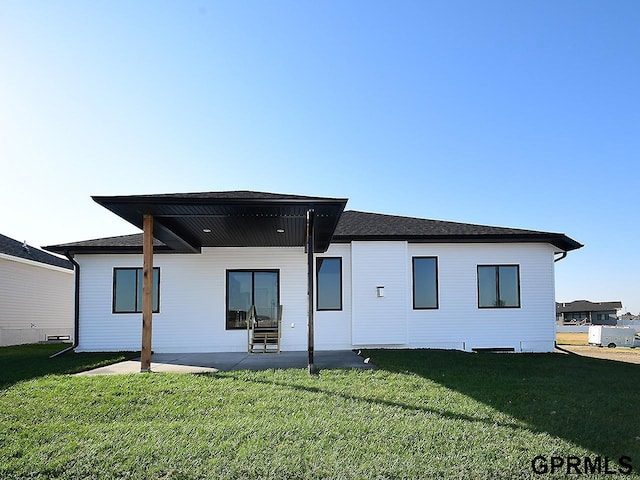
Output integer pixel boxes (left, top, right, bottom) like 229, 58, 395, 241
556, 332, 588, 345
558, 345, 640, 364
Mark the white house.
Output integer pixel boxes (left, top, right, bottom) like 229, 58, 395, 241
45, 191, 582, 357
0, 234, 74, 346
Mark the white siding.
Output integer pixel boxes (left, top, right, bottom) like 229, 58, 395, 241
76, 248, 309, 353
0, 256, 74, 346
75, 241, 559, 353
314, 244, 352, 350
405, 243, 557, 352
351, 241, 408, 345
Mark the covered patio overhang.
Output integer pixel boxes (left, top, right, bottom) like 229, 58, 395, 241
93, 191, 348, 253
92, 191, 348, 374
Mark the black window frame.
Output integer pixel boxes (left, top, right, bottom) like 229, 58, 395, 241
477, 264, 521, 309
316, 257, 343, 311
225, 269, 280, 330
112, 267, 160, 314
412, 256, 439, 310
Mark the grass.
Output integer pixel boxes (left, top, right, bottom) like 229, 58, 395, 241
0, 343, 136, 389
1, 345, 639, 479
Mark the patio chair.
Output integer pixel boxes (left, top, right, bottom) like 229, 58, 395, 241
247, 305, 283, 354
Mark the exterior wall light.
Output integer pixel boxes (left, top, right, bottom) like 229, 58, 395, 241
376, 286, 385, 297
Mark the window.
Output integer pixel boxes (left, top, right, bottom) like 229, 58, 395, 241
226, 270, 279, 330
477, 265, 520, 308
316, 257, 342, 311
113, 268, 160, 313
413, 257, 438, 309
564, 312, 588, 323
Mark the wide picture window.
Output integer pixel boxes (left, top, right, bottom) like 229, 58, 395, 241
113, 267, 160, 313
477, 265, 520, 308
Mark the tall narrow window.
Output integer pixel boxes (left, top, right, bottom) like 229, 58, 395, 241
316, 257, 342, 311
477, 265, 520, 308
226, 270, 279, 330
113, 267, 160, 313
413, 257, 438, 309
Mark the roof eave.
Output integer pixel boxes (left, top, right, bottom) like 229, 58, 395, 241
332, 234, 583, 252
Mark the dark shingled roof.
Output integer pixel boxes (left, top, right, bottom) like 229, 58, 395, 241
0, 233, 73, 269
333, 211, 582, 252
46, 234, 170, 254
335, 211, 546, 236
45, 209, 582, 254
557, 300, 623, 313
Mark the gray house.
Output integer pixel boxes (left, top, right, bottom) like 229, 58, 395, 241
556, 300, 622, 325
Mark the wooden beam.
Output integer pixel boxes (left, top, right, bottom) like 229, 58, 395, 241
152, 220, 201, 253
140, 215, 154, 372
307, 208, 316, 374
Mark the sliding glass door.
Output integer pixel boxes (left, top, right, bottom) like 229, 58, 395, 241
226, 270, 279, 330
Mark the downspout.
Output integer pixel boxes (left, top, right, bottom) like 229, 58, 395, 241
307, 208, 316, 375
552, 251, 568, 351
50, 251, 79, 358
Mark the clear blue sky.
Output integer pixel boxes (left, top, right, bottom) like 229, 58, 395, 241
1, 1, 638, 313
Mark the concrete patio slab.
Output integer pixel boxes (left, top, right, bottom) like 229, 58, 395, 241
76, 350, 375, 375
75, 360, 218, 376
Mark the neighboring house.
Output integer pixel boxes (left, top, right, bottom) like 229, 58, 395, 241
0, 233, 74, 346
618, 312, 640, 329
45, 191, 582, 355
556, 300, 623, 325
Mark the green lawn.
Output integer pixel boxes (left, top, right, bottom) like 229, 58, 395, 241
1, 345, 638, 479
0, 343, 136, 389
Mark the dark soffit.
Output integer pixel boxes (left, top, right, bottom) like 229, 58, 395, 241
90, 191, 348, 253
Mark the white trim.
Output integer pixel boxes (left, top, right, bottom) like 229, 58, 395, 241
0, 252, 73, 274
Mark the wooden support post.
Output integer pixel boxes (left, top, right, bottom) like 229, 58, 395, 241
307, 208, 316, 374
140, 215, 154, 373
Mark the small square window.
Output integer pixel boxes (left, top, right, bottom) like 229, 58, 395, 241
477, 265, 520, 308
113, 268, 160, 313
